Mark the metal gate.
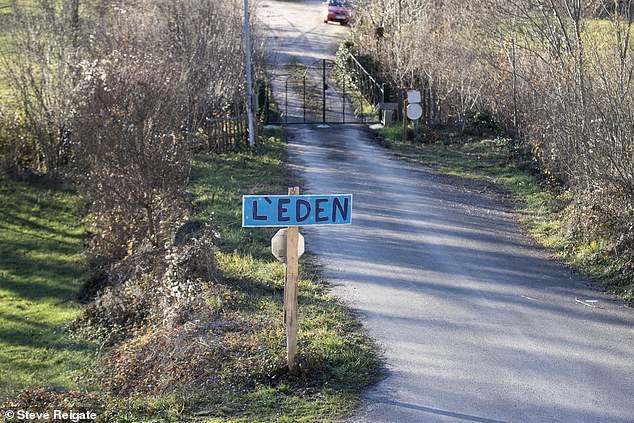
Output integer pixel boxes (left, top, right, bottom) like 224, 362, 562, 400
265, 58, 383, 125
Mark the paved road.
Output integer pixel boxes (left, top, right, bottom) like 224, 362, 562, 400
260, 0, 360, 124
260, 2, 634, 422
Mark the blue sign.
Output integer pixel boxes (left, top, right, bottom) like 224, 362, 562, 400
242, 194, 352, 227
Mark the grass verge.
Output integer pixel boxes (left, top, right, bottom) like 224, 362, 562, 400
184, 132, 381, 422
375, 124, 633, 301
0, 176, 97, 402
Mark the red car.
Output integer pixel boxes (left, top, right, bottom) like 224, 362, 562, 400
322, 0, 352, 25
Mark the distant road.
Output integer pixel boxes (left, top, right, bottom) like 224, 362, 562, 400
260, 1, 634, 422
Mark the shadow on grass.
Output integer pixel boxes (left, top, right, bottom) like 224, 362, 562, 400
0, 310, 92, 352
0, 175, 94, 399
0, 176, 85, 301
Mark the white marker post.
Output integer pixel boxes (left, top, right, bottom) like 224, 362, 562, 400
407, 89, 423, 139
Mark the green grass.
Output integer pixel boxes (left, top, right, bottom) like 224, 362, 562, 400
0, 176, 97, 402
190, 136, 288, 257
346, 87, 378, 121
183, 133, 381, 422
376, 124, 633, 301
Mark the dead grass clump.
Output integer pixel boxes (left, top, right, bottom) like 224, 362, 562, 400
71, 230, 245, 396
74, 231, 217, 341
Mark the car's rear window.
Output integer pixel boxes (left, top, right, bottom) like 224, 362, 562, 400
328, 0, 350, 6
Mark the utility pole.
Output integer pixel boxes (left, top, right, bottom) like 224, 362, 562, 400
244, 0, 256, 148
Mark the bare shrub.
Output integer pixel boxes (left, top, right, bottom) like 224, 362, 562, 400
352, 0, 492, 125
66, 0, 267, 398
152, 0, 265, 122
74, 55, 192, 256
68, 0, 264, 257
0, 1, 89, 175
494, 0, 634, 256
77, 231, 217, 337
72, 231, 222, 394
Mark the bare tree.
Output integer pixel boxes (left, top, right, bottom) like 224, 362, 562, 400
0, 1, 87, 175
74, 55, 192, 255
1, 0, 264, 254
71, 0, 264, 256
353, 0, 634, 262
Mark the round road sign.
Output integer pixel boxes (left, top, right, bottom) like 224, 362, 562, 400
407, 103, 423, 120
271, 228, 305, 263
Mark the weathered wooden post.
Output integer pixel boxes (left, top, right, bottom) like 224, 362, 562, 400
284, 186, 300, 371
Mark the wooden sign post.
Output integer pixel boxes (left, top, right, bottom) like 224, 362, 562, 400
242, 189, 352, 373
284, 186, 300, 372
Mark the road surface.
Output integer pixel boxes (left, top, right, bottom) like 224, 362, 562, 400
259, 2, 634, 422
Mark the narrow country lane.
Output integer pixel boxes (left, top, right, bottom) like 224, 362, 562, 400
259, 2, 634, 422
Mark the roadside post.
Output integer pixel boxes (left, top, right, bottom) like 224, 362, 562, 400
407, 89, 423, 139
242, 188, 352, 372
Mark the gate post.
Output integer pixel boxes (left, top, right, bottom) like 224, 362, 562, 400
343, 71, 346, 124
264, 80, 269, 124
322, 58, 326, 123
303, 77, 307, 123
